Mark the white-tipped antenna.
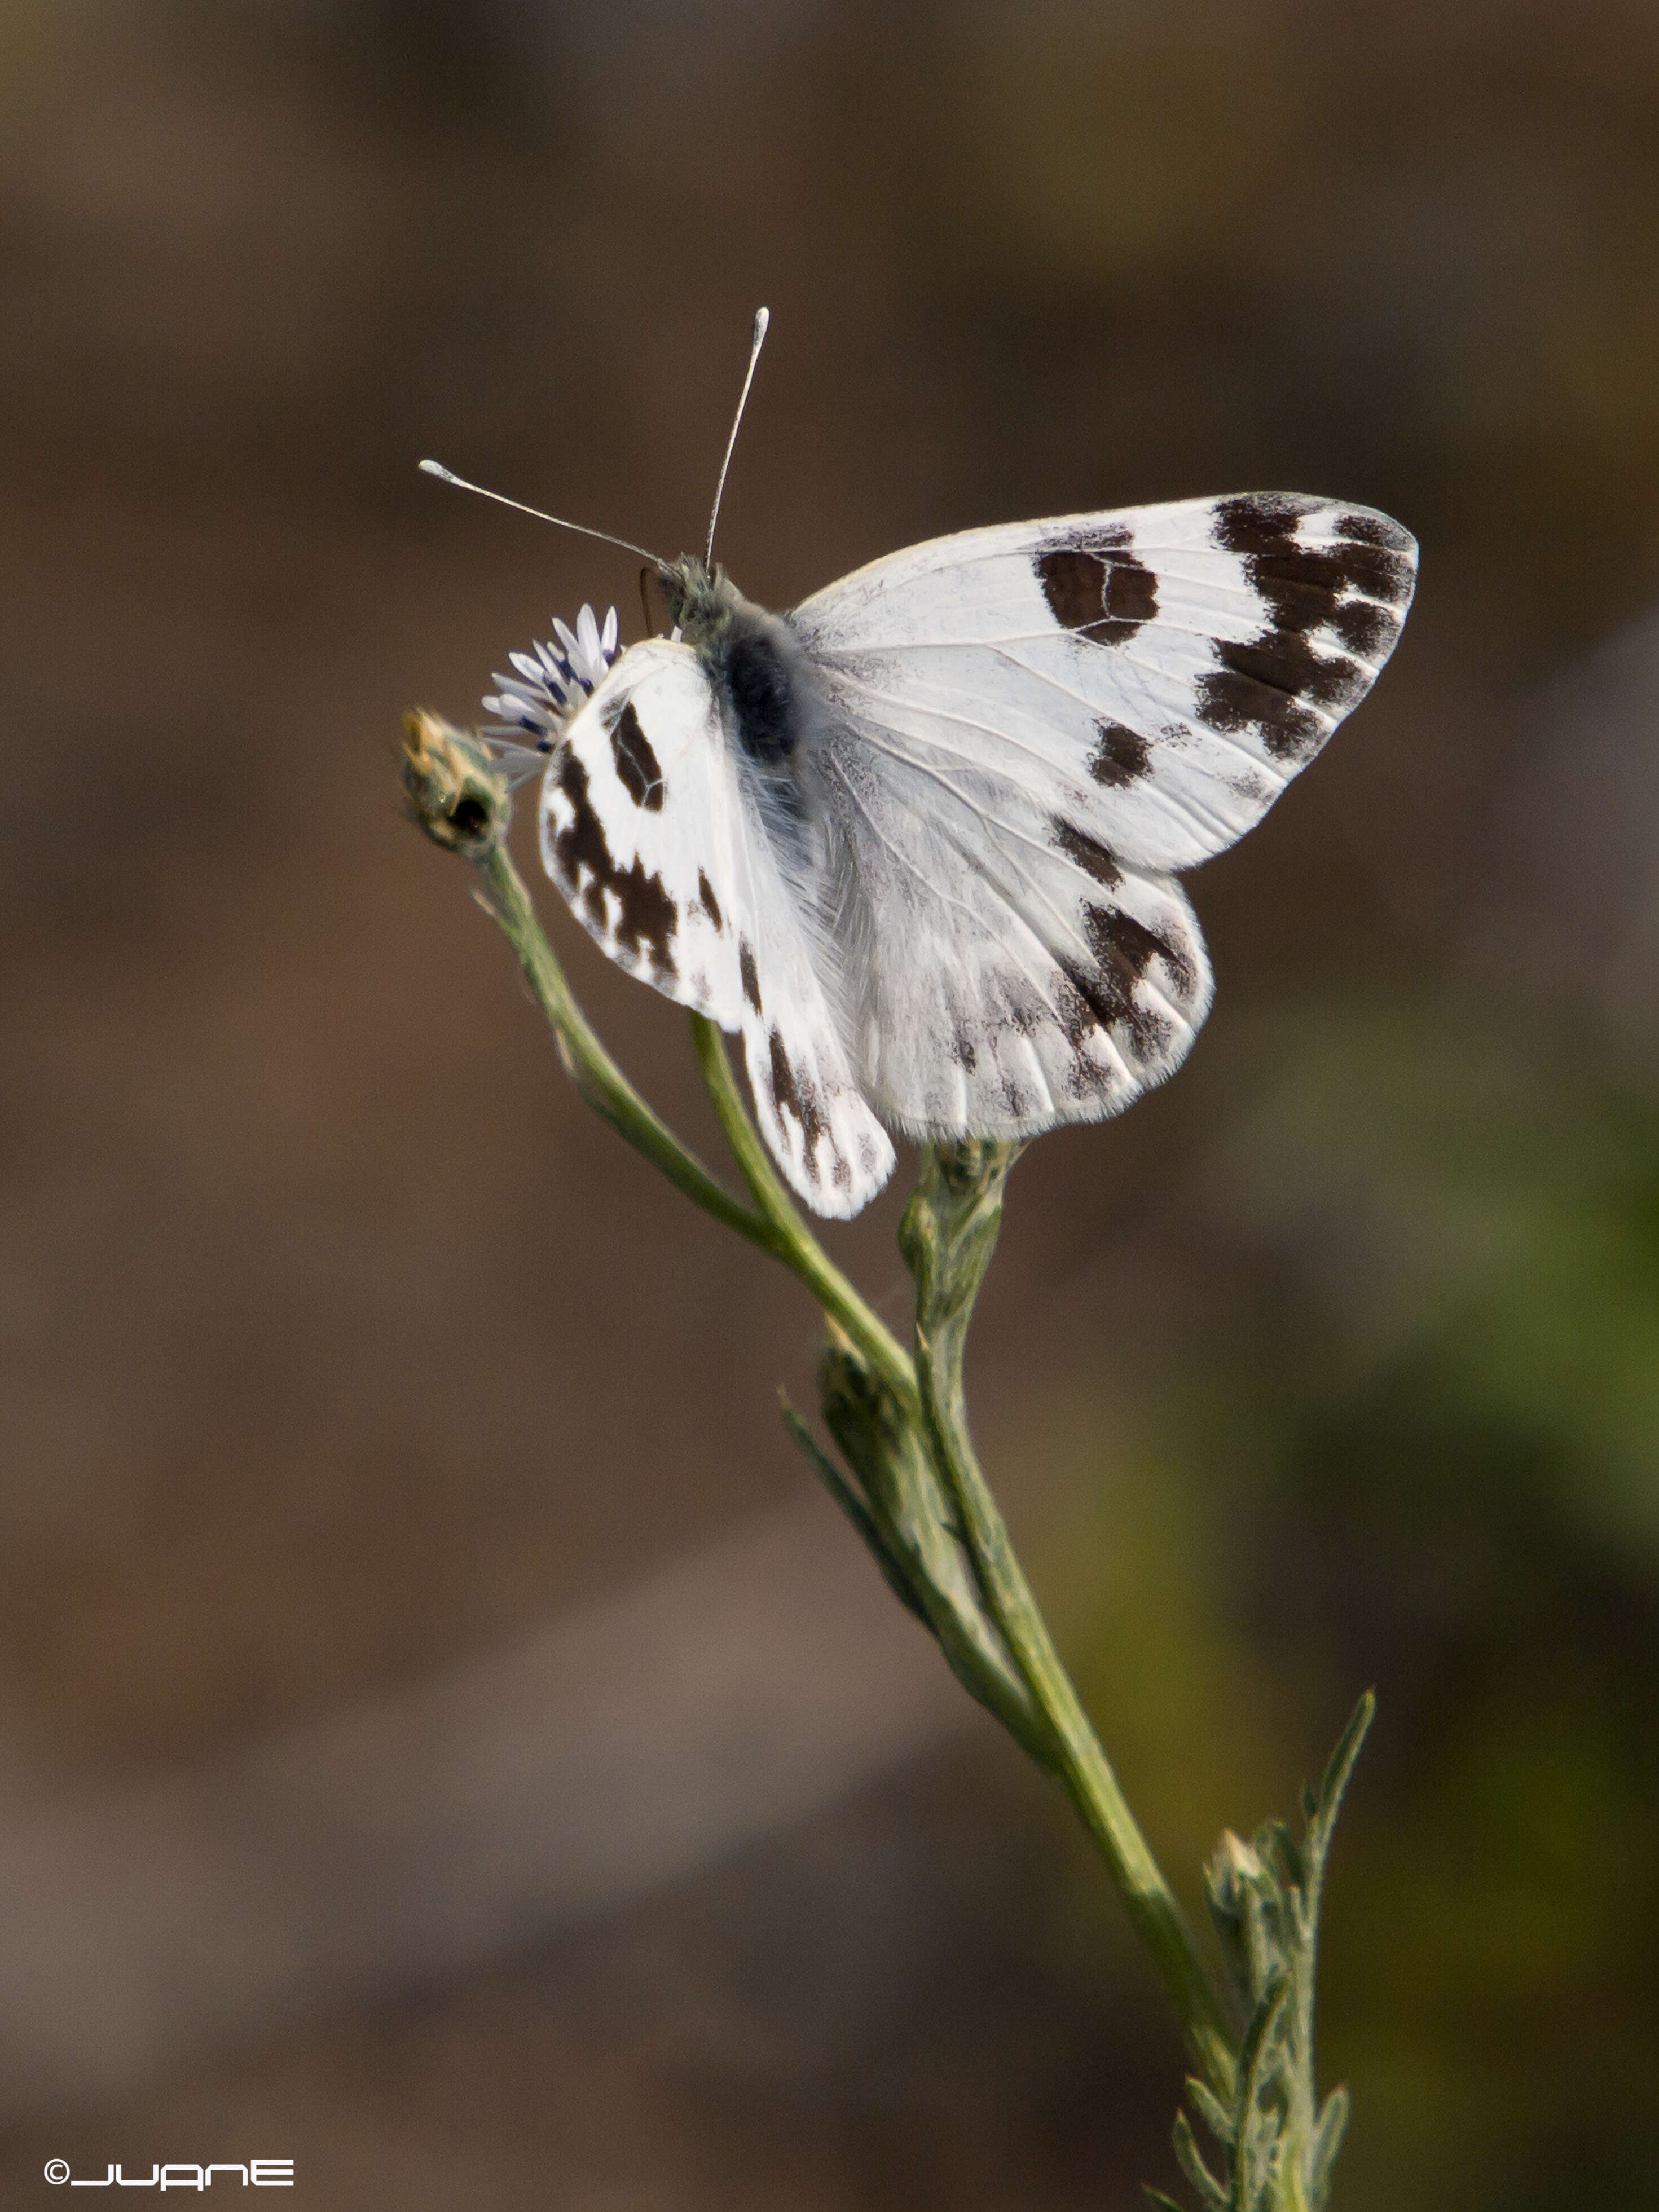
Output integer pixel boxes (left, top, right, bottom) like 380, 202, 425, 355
705, 306, 769, 568
418, 460, 668, 570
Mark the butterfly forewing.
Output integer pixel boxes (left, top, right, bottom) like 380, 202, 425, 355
791, 493, 1416, 875
784, 492, 1414, 1143
541, 641, 895, 1219
540, 642, 741, 1023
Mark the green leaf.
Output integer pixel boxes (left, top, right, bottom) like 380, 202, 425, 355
1308, 2085, 1350, 2208
778, 1396, 934, 1631
812, 1336, 1058, 1768
1185, 2076, 1237, 2148
1142, 2190, 1189, 2212
1309, 1690, 1376, 1856
1172, 2110, 1231, 2209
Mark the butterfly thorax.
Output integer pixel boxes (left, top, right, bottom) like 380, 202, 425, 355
664, 557, 804, 768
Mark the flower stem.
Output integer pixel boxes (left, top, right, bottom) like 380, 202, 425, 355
472, 834, 777, 1252
688, 1014, 916, 1414
901, 1142, 1239, 2099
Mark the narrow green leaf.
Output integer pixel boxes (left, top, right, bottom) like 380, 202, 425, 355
778, 1398, 934, 1632
1172, 2111, 1230, 2209
1142, 2189, 1189, 2212
1310, 1690, 1376, 1853
1185, 2076, 1237, 2148
1308, 2085, 1350, 2207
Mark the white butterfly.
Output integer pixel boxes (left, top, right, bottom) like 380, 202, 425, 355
434, 318, 1416, 1220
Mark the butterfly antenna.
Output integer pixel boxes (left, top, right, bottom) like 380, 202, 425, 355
418, 460, 669, 571
705, 306, 769, 569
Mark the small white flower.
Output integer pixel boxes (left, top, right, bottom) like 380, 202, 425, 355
479, 603, 623, 783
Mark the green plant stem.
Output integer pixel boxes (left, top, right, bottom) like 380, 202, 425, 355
961, 1442, 1240, 2098
474, 838, 775, 1249
903, 1144, 1240, 2100
689, 1014, 916, 1413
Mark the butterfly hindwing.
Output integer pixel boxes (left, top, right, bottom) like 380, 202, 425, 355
540, 641, 895, 1219
811, 688, 1211, 1135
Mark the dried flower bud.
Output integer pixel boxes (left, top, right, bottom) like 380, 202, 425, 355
402, 710, 510, 857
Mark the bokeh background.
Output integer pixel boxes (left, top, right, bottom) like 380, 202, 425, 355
3, 1, 1658, 2204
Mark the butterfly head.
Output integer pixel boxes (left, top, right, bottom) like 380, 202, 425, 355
651, 554, 748, 649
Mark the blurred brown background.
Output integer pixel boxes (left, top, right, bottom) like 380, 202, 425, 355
3, 1, 1658, 2204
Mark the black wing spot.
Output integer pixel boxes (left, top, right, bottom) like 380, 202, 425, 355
1061, 900, 1197, 1059
551, 753, 677, 978
1083, 901, 1197, 1004
1048, 976, 1119, 1096
1036, 545, 1158, 647
1036, 549, 1103, 631
1200, 493, 1409, 761
997, 1072, 1038, 1121
1088, 719, 1151, 787
1213, 493, 1414, 609
1335, 509, 1415, 553
1102, 556, 1158, 634
609, 700, 665, 812
1052, 818, 1123, 888
697, 869, 724, 929
1217, 632, 1365, 713
1209, 492, 1320, 558
739, 940, 762, 1014
1250, 541, 1412, 608
1330, 600, 1400, 659
1195, 667, 1326, 763
1052, 951, 1124, 1050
